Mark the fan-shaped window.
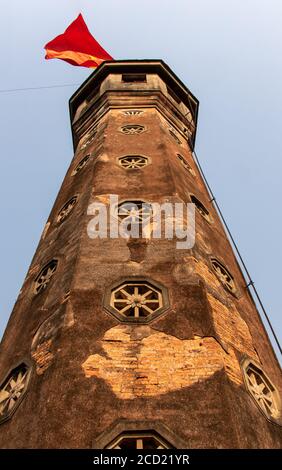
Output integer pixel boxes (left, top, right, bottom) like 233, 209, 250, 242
211, 258, 236, 293
177, 154, 195, 175
34, 260, 58, 295
57, 196, 78, 224
190, 195, 211, 222
242, 359, 280, 421
0, 363, 31, 423
71, 155, 90, 176
120, 125, 145, 135
106, 431, 171, 449
118, 155, 149, 169
169, 129, 181, 145
123, 110, 143, 116
80, 131, 97, 150
105, 278, 169, 323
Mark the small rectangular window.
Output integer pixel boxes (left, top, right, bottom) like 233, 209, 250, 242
122, 74, 147, 83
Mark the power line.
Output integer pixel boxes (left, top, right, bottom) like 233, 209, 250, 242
192, 147, 282, 357
0, 83, 80, 94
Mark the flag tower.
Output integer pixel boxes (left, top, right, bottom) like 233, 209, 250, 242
0, 60, 281, 448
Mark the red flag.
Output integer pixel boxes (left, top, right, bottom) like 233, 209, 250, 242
44, 14, 113, 68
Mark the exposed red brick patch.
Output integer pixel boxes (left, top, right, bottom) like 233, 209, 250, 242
82, 325, 243, 398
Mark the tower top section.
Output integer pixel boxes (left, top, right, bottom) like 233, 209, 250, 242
69, 59, 199, 151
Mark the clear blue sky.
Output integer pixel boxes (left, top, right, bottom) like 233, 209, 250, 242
0, 0, 281, 360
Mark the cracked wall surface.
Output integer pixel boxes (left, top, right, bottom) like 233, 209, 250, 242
207, 293, 257, 358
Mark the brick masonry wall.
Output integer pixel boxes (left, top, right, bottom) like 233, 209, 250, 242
81, 325, 243, 398
0, 64, 281, 449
